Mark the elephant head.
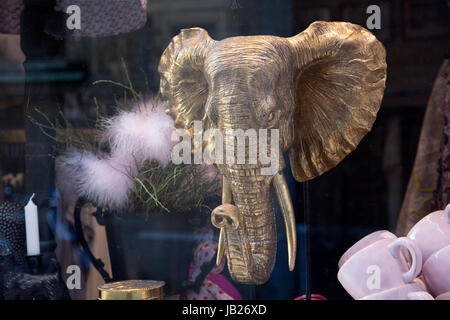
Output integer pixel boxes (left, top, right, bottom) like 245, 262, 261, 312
158, 21, 386, 284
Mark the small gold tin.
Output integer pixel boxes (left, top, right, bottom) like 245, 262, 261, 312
98, 280, 165, 300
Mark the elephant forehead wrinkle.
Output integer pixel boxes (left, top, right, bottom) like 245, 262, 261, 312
208, 36, 287, 64
216, 97, 250, 109
209, 64, 279, 88
207, 50, 285, 83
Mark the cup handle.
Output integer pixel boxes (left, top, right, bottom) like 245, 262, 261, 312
445, 203, 450, 224
388, 237, 423, 283
407, 292, 434, 300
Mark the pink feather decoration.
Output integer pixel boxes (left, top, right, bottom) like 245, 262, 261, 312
104, 99, 175, 165
56, 99, 178, 210
56, 148, 136, 210
78, 151, 135, 210
55, 147, 85, 203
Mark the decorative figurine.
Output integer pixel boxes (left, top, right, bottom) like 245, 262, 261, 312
0, 200, 70, 300
0, 201, 26, 266
337, 204, 450, 300
159, 21, 387, 284
98, 280, 165, 300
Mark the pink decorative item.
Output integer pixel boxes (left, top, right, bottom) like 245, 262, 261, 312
422, 245, 450, 296
338, 204, 450, 300
294, 294, 327, 300
193, 227, 214, 244
406, 292, 435, 300
181, 228, 242, 300
338, 238, 422, 299
78, 151, 136, 209
338, 230, 397, 268
104, 99, 175, 165
56, 149, 136, 209
55, 99, 176, 210
436, 291, 450, 300
359, 278, 431, 300
55, 147, 82, 201
407, 204, 450, 261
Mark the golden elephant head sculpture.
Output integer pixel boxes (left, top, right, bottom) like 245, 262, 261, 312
158, 21, 387, 284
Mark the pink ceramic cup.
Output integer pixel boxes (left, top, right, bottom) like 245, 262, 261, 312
359, 279, 431, 300
436, 291, 450, 300
338, 237, 422, 299
338, 230, 397, 268
406, 292, 435, 300
422, 245, 450, 296
407, 204, 450, 261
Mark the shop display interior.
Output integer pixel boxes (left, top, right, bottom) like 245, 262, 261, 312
0, 0, 449, 300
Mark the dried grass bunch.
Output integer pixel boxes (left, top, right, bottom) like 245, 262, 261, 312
32, 80, 220, 214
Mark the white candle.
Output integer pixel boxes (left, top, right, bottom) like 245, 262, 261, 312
24, 193, 40, 256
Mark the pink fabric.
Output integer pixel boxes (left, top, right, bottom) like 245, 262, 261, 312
181, 263, 242, 300
181, 230, 242, 300
294, 294, 327, 300
193, 241, 223, 271
193, 227, 214, 244
207, 272, 242, 300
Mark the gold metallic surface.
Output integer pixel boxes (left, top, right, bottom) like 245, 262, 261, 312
217, 228, 225, 266
212, 203, 240, 230
222, 175, 233, 204
287, 22, 386, 182
159, 21, 386, 284
211, 193, 276, 284
159, 28, 215, 132
273, 172, 297, 271
98, 280, 165, 300
217, 176, 233, 266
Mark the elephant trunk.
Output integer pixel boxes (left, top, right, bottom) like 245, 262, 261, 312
212, 167, 277, 284
210, 100, 296, 284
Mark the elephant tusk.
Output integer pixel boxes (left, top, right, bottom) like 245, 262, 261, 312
217, 228, 225, 266
221, 175, 233, 205
273, 171, 297, 271
216, 176, 233, 266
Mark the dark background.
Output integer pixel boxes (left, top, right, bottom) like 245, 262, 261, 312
0, 0, 449, 300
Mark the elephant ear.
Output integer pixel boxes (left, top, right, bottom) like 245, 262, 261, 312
158, 27, 215, 132
287, 21, 386, 182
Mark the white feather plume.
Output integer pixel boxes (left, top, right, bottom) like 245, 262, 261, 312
56, 99, 177, 210
104, 99, 175, 165
55, 147, 85, 203
78, 151, 135, 210
56, 148, 136, 210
